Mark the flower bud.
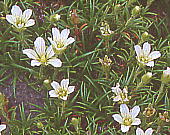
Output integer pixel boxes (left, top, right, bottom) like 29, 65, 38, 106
71, 118, 80, 131
143, 104, 156, 117
141, 72, 152, 84
132, 6, 141, 16
161, 67, 170, 84
37, 122, 44, 129
141, 32, 149, 41
49, 14, 61, 22
43, 79, 50, 85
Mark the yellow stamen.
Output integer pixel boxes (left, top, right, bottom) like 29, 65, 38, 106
55, 87, 68, 98
123, 117, 132, 126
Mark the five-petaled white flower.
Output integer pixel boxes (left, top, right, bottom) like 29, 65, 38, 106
111, 83, 129, 103
0, 124, 6, 135
49, 79, 75, 100
6, 5, 35, 30
134, 42, 161, 67
48, 28, 75, 54
136, 127, 154, 135
112, 104, 141, 132
23, 37, 62, 67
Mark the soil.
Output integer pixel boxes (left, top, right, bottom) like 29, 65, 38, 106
0, 74, 45, 118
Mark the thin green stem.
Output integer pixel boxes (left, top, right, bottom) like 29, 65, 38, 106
39, 65, 44, 79
155, 83, 165, 105
133, 66, 141, 83
61, 100, 66, 117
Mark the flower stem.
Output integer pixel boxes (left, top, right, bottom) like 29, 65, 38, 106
38, 65, 44, 79
155, 83, 165, 105
132, 66, 141, 83
61, 101, 66, 117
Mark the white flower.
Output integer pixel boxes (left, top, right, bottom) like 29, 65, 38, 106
48, 28, 75, 54
112, 104, 141, 132
134, 42, 161, 67
23, 37, 62, 67
0, 124, 6, 135
136, 128, 154, 135
49, 79, 75, 100
111, 83, 129, 103
6, 5, 35, 30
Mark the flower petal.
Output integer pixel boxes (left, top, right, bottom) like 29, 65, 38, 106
46, 45, 55, 58
47, 58, 62, 67
148, 51, 161, 60
68, 86, 75, 94
22, 9, 32, 21
51, 81, 60, 90
25, 19, 35, 27
145, 128, 154, 135
120, 104, 129, 117
134, 45, 142, 57
131, 118, 141, 125
31, 60, 41, 66
61, 79, 69, 89
112, 114, 123, 124
146, 61, 154, 67
23, 49, 38, 59
48, 37, 55, 45
11, 5, 22, 17
123, 88, 128, 94
49, 90, 58, 97
52, 27, 60, 41
143, 42, 151, 56
130, 106, 140, 118
0, 124, 6, 132
113, 96, 121, 101
111, 83, 122, 95
6, 15, 16, 25
61, 29, 70, 40
121, 125, 130, 133
34, 37, 46, 57
136, 128, 144, 135
64, 37, 75, 46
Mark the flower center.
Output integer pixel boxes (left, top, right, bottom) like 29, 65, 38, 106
57, 42, 65, 48
56, 87, 68, 98
38, 54, 47, 64
139, 56, 151, 63
123, 117, 132, 126
16, 17, 25, 27
120, 92, 125, 99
